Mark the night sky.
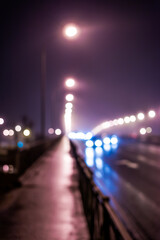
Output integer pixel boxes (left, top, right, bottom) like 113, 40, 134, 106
1, 1, 160, 136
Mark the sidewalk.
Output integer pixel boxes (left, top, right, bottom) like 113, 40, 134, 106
0, 136, 89, 240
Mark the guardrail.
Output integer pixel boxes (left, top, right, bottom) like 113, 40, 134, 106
0, 137, 61, 189
70, 141, 132, 240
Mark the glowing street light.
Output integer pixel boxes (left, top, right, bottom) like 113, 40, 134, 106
15, 125, 22, 132
8, 129, 14, 136
130, 115, 136, 122
137, 112, 145, 120
63, 24, 79, 39
148, 110, 156, 118
0, 118, 4, 125
65, 102, 73, 109
65, 78, 75, 88
55, 129, 61, 135
140, 128, 146, 135
3, 129, 9, 136
124, 116, 130, 124
66, 94, 74, 102
23, 129, 31, 137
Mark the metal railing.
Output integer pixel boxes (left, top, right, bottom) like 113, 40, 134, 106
70, 141, 132, 240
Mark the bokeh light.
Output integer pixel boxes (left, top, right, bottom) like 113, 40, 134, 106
95, 139, 102, 147
3, 129, 9, 136
103, 137, 111, 145
64, 24, 79, 38
23, 129, 31, 136
0, 118, 4, 125
17, 141, 24, 148
140, 128, 146, 135
65, 78, 75, 88
65, 102, 73, 109
66, 94, 74, 102
15, 125, 22, 132
86, 140, 94, 148
146, 127, 152, 133
137, 113, 145, 120
148, 110, 156, 118
48, 128, 54, 134
9, 129, 14, 136
55, 129, 61, 135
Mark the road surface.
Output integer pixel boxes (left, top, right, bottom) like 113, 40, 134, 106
75, 138, 160, 240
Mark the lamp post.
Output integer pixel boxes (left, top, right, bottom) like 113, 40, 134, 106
40, 24, 79, 138
41, 49, 46, 138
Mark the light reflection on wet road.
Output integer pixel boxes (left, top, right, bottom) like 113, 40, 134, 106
77, 139, 160, 240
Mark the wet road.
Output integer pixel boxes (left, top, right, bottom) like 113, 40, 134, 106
0, 137, 89, 240
76, 139, 160, 240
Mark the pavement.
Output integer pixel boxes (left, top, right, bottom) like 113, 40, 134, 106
0, 136, 90, 240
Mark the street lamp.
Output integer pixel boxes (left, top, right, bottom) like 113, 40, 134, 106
66, 94, 74, 102
40, 24, 79, 138
63, 24, 79, 39
65, 78, 75, 88
0, 118, 4, 125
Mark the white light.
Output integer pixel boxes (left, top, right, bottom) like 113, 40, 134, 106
65, 108, 72, 114
124, 116, 130, 124
65, 78, 75, 88
95, 139, 102, 147
64, 24, 78, 38
103, 137, 111, 145
104, 144, 111, 151
102, 122, 110, 129
148, 110, 156, 118
140, 128, 146, 135
95, 158, 103, 170
55, 129, 62, 135
85, 148, 94, 167
48, 128, 54, 134
23, 129, 31, 137
130, 115, 136, 122
68, 132, 76, 139
111, 136, 118, 144
3, 129, 9, 136
15, 125, 22, 132
85, 132, 93, 140
113, 119, 118, 125
146, 127, 152, 133
64, 112, 71, 133
9, 129, 14, 136
118, 118, 124, 125
86, 140, 94, 148
65, 102, 73, 109
66, 94, 74, 102
76, 132, 85, 139
0, 118, 4, 125
137, 113, 145, 120
95, 147, 103, 156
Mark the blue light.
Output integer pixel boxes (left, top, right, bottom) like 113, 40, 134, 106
103, 137, 111, 145
95, 147, 103, 156
85, 148, 94, 167
104, 144, 111, 152
112, 143, 118, 149
86, 140, 94, 147
95, 157, 103, 170
17, 141, 24, 148
111, 135, 118, 144
95, 139, 102, 147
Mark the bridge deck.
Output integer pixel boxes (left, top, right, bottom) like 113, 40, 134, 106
0, 136, 89, 240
